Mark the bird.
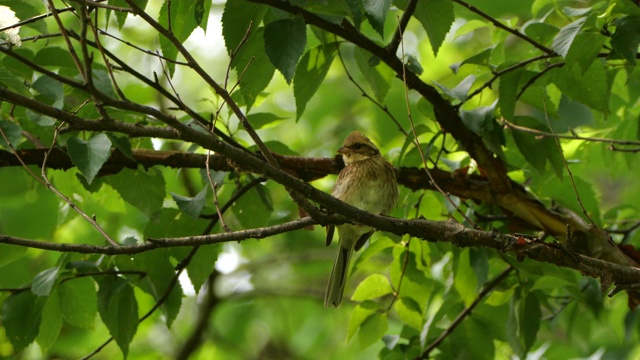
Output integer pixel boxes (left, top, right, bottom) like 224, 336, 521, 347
324, 131, 398, 307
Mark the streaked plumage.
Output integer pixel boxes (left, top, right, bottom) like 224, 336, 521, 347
324, 131, 398, 307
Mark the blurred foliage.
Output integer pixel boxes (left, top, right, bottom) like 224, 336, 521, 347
1, 0, 640, 359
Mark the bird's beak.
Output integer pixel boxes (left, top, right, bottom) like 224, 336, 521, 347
337, 147, 348, 154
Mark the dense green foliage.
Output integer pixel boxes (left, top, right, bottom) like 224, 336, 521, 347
1, 0, 640, 359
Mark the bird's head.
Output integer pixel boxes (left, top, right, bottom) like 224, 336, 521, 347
337, 131, 380, 165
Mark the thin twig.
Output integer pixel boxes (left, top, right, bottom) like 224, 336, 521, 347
336, 39, 407, 135
451, 0, 554, 55
396, 16, 477, 228
206, 152, 231, 232
542, 101, 596, 226
501, 118, 640, 147
0, 124, 119, 246
419, 266, 514, 359
45, 0, 86, 80
464, 54, 555, 103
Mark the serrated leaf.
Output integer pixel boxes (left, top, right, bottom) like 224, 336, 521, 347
395, 297, 423, 331
231, 27, 275, 109
145, 208, 208, 238
434, 74, 476, 101
232, 184, 274, 228
498, 66, 524, 119
187, 244, 221, 293
158, 0, 212, 76
354, 47, 394, 102
363, 0, 392, 37
107, 133, 134, 160
246, 112, 286, 130
557, 94, 594, 132
359, 312, 388, 349
97, 276, 139, 358
565, 29, 605, 74
398, 0, 454, 56
36, 289, 62, 352
348, 300, 380, 341
264, 17, 307, 84
552, 17, 587, 58
172, 186, 208, 218
454, 248, 477, 306
521, 292, 541, 352
553, 61, 609, 114
222, 0, 267, 54
33, 46, 75, 68
67, 133, 112, 185
135, 249, 183, 327
106, 167, 165, 216
294, 42, 338, 119
2, 291, 44, 352
31, 266, 60, 296
0, 62, 31, 97
351, 274, 393, 301
611, 15, 640, 64
58, 277, 97, 329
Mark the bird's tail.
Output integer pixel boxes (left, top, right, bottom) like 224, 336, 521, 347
324, 245, 353, 307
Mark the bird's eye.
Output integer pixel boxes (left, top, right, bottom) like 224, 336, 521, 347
353, 143, 364, 150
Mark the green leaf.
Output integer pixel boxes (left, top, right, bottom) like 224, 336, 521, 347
557, 94, 595, 132
0, 243, 27, 267
521, 292, 541, 353
0, 62, 31, 97
231, 27, 275, 108
363, 0, 392, 37
32, 75, 63, 106
264, 17, 307, 84
359, 312, 388, 349
31, 266, 60, 296
158, 0, 212, 76
348, 300, 380, 341
245, 112, 286, 130
108, 0, 149, 29
565, 29, 605, 74
0, 120, 21, 149
611, 15, 640, 64
351, 274, 393, 301
460, 101, 504, 157
107, 133, 134, 160
2, 291, 45, 352
106, 167, 165, 217
58, 277, 97, 329
395, 297, 423, 331
552, 17, 587, 58
97, 276, 139, 359
450, 47, 494, 74
36, 289, 63, 353
553, 60, 609, 114
232, 184, 274, 228
33, 47, 76, 69
222, 0, 267, 54
434, 74, 476, 101
454, 248, 477, 306
135, 249, 183, 327
67, 133, 112, 185
398, 0, 454, 56
294, 42, 338, 119
354, 47, 394, 102
172, 186, 208, 218
187, 244, 221, 293
498, 67, 524, 119
145, 208, 208, 238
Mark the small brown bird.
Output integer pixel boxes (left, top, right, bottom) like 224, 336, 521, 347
325, 131, 398, 307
